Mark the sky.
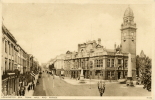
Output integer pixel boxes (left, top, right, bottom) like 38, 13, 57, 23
2, 3, 153, 64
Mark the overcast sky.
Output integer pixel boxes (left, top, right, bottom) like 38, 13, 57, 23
2, 3, 153, 64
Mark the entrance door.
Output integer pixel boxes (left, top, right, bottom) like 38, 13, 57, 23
118, 72, 121, 79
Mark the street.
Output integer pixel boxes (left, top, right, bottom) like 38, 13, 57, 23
33, 72, 151, 96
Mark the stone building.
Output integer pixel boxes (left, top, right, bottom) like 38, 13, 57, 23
54, 54, 65, 76
2, 24, 19, 95
1, 24, 40, 96
64, 7, 136, 80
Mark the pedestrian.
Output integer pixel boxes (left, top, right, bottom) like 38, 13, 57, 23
98, 80, 105, 97
19, 88, 22, 96
32, 83, 35, 90
27, 85, 30, 91
31, 84, 33, 90
30, 84, 32, 90
20, 87, 25, 96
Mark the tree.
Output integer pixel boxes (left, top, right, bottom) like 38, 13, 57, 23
49, 64, 55, 71
136, 54, 152, 91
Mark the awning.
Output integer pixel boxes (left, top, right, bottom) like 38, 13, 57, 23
7, 73, 15, 75
30, 72, 35, 77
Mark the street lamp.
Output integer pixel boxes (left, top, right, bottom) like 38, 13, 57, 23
52, 70, 55, 88
89, 73, 91, 89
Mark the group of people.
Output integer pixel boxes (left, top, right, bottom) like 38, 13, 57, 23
27, 82, 35, 91
18, 86, 25, 96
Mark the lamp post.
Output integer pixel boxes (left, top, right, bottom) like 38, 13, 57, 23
52, 70, 55, 88
89, 74, 91, 89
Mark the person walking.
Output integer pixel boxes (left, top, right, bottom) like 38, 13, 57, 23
98, 80, 105, 97
27, 85, 30, 91
32, 83, 35, 90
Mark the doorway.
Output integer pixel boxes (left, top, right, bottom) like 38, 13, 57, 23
118, 72, 121, 79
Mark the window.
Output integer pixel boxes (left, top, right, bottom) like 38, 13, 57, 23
95, 59, 103, 67
8, 42, 11, 54
118, 59, 121, 64
5, 60, 7, 72
107, 71, 110, 78
107, 59, 110, 67
12, 45, 13, 56
125, 71, 127, 77
111, 71, 114, 77
9, 60, 11, 70
90, 61, 93, 68
5, 41, 7, 53
97, 60, 100, 67
100, 60, 103, 67
95, 70, 100, 75
125, 60, 128, 67
111, 59, 114, 67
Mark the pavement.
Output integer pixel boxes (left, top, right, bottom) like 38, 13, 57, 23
63, 77, 118, 85
24, 74, 39, 96
33, 75, 46, 96
38, 72, 151, 96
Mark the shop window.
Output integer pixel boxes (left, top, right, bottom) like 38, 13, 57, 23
95, 70, 101, 75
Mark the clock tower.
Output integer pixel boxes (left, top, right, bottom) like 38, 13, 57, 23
121, 7, 136, 80
121, 7, 136, 55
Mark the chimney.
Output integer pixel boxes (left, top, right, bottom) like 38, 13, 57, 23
98, 38, 101, 45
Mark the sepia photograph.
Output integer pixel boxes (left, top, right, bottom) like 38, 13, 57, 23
1, 0, 154, 99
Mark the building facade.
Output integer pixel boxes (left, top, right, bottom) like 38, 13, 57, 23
2, 24, 19, 95
63, 7, 136, 80
54, 54, 65, 76
1, 24, 40, 96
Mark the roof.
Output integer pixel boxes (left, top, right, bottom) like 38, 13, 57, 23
2, 24, 17, 43
124, 7, 134, 17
